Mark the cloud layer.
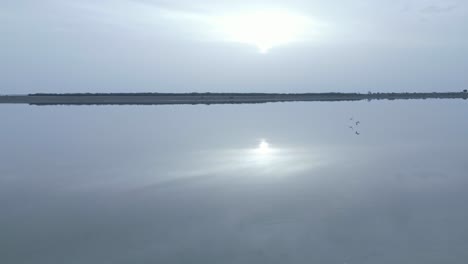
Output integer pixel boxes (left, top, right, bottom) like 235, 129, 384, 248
1, 0, 467, 94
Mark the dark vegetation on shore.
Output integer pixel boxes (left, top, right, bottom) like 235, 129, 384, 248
0, 91, 465, 106
28, 91, 468, 97
30, 92, 361, 97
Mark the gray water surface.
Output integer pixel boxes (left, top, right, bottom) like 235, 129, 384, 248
1, 101, 467, 263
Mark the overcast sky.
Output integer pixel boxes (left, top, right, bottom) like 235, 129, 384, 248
1, 0, 467, 93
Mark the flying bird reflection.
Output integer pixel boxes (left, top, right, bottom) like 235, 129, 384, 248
348, 117, 361, 135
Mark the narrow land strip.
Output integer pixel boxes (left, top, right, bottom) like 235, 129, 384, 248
0, 92, 467, 105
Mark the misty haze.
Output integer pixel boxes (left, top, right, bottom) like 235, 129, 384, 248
1, 1, 468, 263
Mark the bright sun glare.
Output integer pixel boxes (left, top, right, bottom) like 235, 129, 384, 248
215, 10, 311, 53
257, 139, 271, 154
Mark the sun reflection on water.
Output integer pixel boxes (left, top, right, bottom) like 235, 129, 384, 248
156, 139, 327, 186
249, 139, 277, 167
229, 139, 321, 177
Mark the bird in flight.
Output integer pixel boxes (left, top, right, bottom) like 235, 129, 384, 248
348, 117, 362, 135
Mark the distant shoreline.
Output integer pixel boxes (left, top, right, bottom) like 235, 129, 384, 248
0, 92, 467, 105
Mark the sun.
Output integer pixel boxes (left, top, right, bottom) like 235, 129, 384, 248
214, 10, 311, 53
257, 139, 271, 154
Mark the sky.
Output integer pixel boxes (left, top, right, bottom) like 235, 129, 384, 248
1, 0, 468, 94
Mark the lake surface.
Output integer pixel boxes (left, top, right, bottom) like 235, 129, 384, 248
1, 101, 468, 263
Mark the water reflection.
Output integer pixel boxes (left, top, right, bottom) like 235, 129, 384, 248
2, 101, 468, 263
160, 139, 326, 187
249, 139, 276, 167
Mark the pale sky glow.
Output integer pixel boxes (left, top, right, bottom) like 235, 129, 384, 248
212, 10, 313, 53
160, 8, 318, 54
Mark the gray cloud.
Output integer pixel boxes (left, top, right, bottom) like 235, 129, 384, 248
421, 4, 458, 14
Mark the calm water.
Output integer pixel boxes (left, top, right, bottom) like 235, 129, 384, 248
1, 101, 468, 263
